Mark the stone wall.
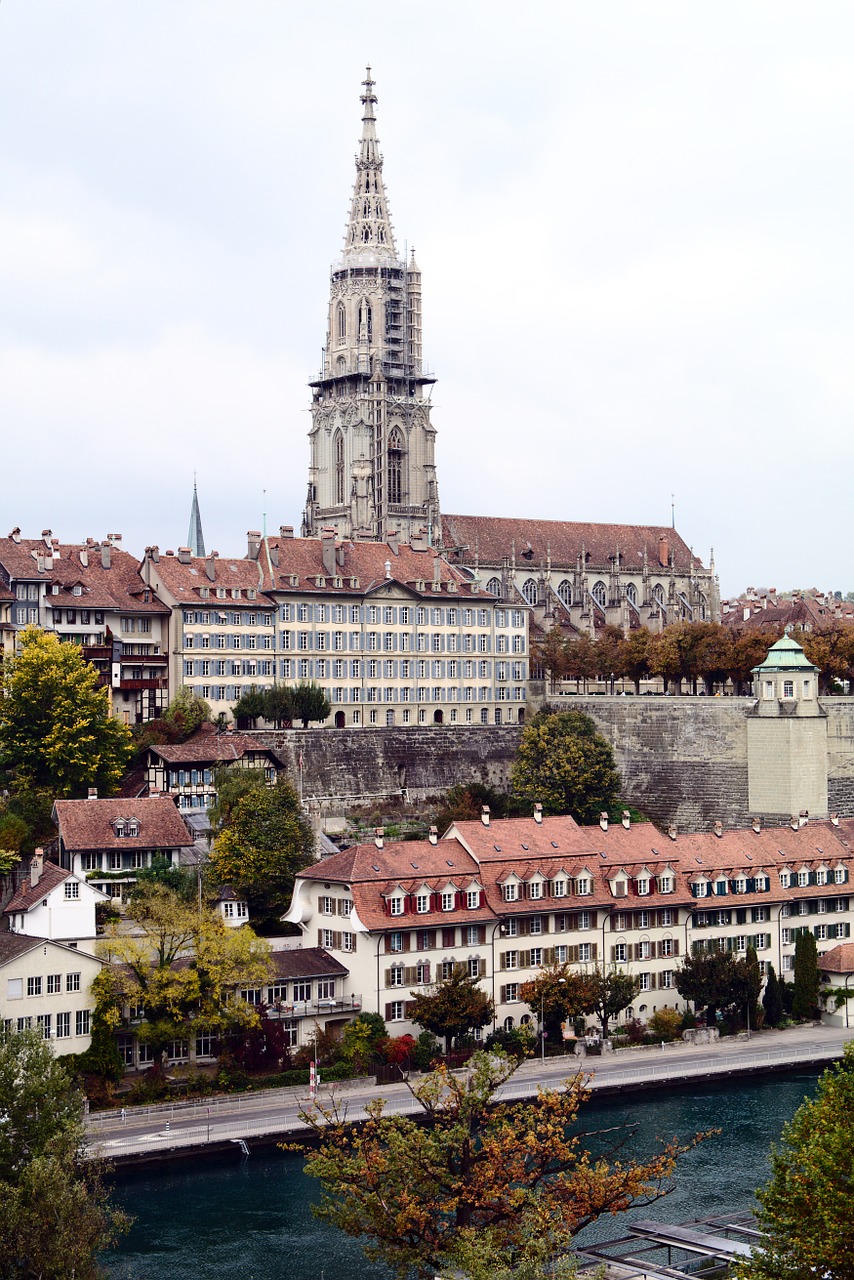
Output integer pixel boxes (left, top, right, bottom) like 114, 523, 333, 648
254, 696, 854, 833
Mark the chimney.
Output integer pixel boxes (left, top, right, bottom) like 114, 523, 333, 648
87, 787, 98, 800
599, 812, 609, 832
831, 813, 840, 827
100, 542, 111, 569
386, 531, 399, 556
269, 545, 279, 568
279, 525, 294, 540
9, 527, 20, 543
752, 818, 761, 834
30, 848, 44, 888
177, 546, 192, 565
658, 535, 669, 568
622, 809, 631, 830
799, 810, 809, 828
533, 803, 543, 824
374, 826, 384, 850
247, 531, 262, 560
42, 529, 52, 549
668, 823, 677, 841
713, 821, 723, 838
428, 826, 438, 845
205, 552, 218, 582
481, 805, 490, 827
790, 815, 799, 831
336, 544, 346, 569
385, 559, 392, 580
79, 548, 88, 569
147, 545, 160, 563
321, 527, 336, 577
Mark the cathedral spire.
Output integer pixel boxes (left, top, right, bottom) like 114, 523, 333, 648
187, 478, 205, 558
342, 66, 398, 264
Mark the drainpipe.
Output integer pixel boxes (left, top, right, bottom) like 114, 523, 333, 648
490, 919, 506, 1031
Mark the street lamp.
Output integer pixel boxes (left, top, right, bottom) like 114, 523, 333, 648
541, 978, 566, 1066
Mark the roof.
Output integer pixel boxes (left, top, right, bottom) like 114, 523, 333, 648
0, 536, 168, 614
752, 633, 817, 672
256, 536, 488, 599
52, 796, 195, 851
148, 725, 282, 767
0, 932, 103, 966
818, 943, 854, 975
4, 863, 71, 914
440, 514, 703, 573
269, 947, 348, 981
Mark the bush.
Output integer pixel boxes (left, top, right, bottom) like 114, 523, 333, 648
413, 1030, 442, 1072
126, 1072, 170, 1105
648, 1007, 683, 1041
680, 1010, 697, 1030
625, 1018, 646, 1045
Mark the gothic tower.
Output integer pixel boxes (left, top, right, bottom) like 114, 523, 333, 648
302, 69, 440, 544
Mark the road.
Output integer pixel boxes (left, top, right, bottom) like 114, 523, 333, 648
86, 1022, 854, 1164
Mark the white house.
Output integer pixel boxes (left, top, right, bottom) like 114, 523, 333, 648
4, 850, 106, 953
0, 932, 104, 1055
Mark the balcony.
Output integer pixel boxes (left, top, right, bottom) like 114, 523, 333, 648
265, 996, 362, 1019
120, 678, 168, 691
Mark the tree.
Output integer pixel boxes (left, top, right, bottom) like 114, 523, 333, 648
582, 966, 638, 1039
792, 931, 820, 1021
0, 1026, 129, 1278
511, 710, 620, 823
133, 852, 198, 900
340, 1012, 388, 1074
301, 1048, 708, 1279
519, 961, 592, 1046
532, 626, 570, 691
407, 968, 494, 1053
0, 627, 132, 796
290, 680, 331, 728
762, 963, 784, 1028
675, 948, 759, 1026
98, 883, 271, 1072
733, 1043, 854, 1280
207, 764, 270, 831
210, 775, 315, 923
162, 685, 212, 737
563, 633, 599, 692
263, 683, 295, 728
618, 627, 653, 693
231, 684, 267, 727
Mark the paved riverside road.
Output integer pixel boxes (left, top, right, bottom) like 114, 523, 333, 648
86, 1023, 854, 1163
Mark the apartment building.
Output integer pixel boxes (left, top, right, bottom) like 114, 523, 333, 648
284, 812, 854, 1038
140, 531, 529, 726
0, 933, 103, 1056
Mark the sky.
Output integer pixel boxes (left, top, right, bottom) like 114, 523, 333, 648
3, 2, 854, 598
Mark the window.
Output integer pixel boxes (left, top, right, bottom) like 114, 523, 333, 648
76, 1010, 91, 1037
660, 908, 675, 927
66, 973, 81, 993
64, 881, 80, 900
441, 891, 455, 912
578, 910, 591, 930
528, 880, 542, 900
468, 956, 480, 978
798, 870, 809, 887
503, 984, 519, 1004
388, 1001, 405, 1022
389, 932, 404, 953
552, 878, 567, 898
388, 965, 404, 988
578, 943, 592, 963
613, 943, 627, 963
416, 893, 430, 914
466, 889, 480, 909
466, 925, 481, 946
47, 974, 61, 994
321, 896, 335, 915
293, 981, 312, 1002
27, 977, 42, 997
658, 876, 674, 894
389, 896, 404, 916
503, 951, 519, 969
342, 933, 355, 952
835, 867, 846, 884
638, 973, 650, 992
56, 1012, 71, 1039
783, 680, 794, 699
637, 911, 651, 929
502, 882, 518, 902
660, 971, 673, 989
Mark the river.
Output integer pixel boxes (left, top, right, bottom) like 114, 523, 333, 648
104, 1069, 820, 1279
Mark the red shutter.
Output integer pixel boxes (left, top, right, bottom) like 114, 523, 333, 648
478, 926, 486, 945
455, 891, 463, 910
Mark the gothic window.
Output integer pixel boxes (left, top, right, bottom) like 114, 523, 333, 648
652, 583, 666, 607
335, 356, 346, 376
625, 582, 638, 605
557, 580, 573, 608
591, 581, 607, 608
486, 577, 502, 597
337, 304, 346, 343
334, 432, 345, 506
362, 226, 373, 243
697, 592, 708, 620
359, 299, 373, 341
363, 199, 371, 217
387, 428, 404, 505
522, 579, 538, 606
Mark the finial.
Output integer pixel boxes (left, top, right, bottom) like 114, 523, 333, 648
361, 65, 377, 120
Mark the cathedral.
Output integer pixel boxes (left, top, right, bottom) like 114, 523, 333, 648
302, 72, 719, 635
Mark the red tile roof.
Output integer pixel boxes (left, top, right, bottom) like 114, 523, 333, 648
818, 943, 854, 974
52, 796, 194, 851
148, 725, 283, 767
259, 537, 486, 599
270, 947, 349, 981
440, 515, 702, 573
4, 862, 71, 914
0, 537, 168, 614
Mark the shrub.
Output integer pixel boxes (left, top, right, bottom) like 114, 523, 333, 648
625, 1018, 646, 1045
648, 1007, 683, 1041
413, 1030, 442, 1072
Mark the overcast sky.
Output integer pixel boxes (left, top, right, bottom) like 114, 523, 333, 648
3, 2, 854, 598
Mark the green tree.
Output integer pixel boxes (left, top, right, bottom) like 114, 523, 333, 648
675, 948, 760, 1025
263, 683, 295, 728
162, 685, 212, 737
519, 962, 592, 1046
210, 775, 315, 923
582, 966, 639, 1039
792, 931, 820, 1021
207, 764, 270, 830
407, 968, 494, 1054
301, 1048, 708, 1279
98, 883, 271, 1072
532, 626, 570, 691
563, 633, 599, 692
290, 680, 331, 728
340, 1012, 389, 1073
0, 1026, 129, 1278
762, 964, 784, 1028
510, 710, 620, 822
0, 628, 132, 796
231, 684, 267, 727
133, 853, 198, 900
733, 1043, 854, 1280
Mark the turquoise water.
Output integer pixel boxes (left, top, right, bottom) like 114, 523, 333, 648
105, 1070, 821, 1279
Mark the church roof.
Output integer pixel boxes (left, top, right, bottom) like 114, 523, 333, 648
337, 67, 401, 270
187, 481, 206, 558
440, 514, 702, 573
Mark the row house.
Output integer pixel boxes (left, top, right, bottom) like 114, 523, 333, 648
0, 530, 170, 723
52, 794, 196, 901
284, 811, 854, 1039
140, 530, 529, 725
144, 724, 283, 813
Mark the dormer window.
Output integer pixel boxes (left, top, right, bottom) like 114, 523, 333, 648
797, 869, 809, 888
694, 880, 708, 898
575, 875, 592, 896
835, 866, 847, 885
734, 877, 747, 894
552, 877, 567, 898
657, 875, 674, 894
528, 880, 543, 900
755, 873, 768, 891
816, 868, 828, 886
127, 820, 139, 837
714, 878, 728, 896
610, 876, 628, 898
636, 877, 650, 896
113, 821, 125, 838
503, 882, 518, 902
389, 894, 405, 916
441, 890, 455, 912
780, 871, 791, 889
466, 888, 480, 910
416, 892, 430, 914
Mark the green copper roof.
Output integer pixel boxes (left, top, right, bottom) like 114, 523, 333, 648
751, 632, 817, 672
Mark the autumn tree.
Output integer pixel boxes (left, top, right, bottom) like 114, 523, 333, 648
0, 627, 132, 797
792, 931, 820, 1021
733, 1043, 854, 1280
619, 627, 653, 694
729, 627, 780, 695
300, 1048, 708, 1279
532, 626, 570, 691
98, 883, 270, 1072
162, 685, 212, 737
290, 680, 331, 728
563, 633, 599, 692
582, 966, 639, 1039
0, 1026, 129, 1278
407, 968, 494, 1053
511, 709, 620, 822
595, 624, 625, 688
519, 961, 592, 1045
211, 774, 314, 924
